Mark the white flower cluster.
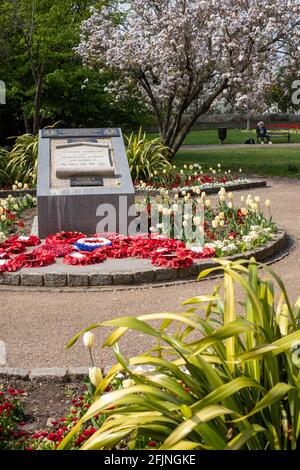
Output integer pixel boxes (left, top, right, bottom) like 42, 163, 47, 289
205, 225, 274, 256
77, 0, 300, 133
242, 226, 274, 250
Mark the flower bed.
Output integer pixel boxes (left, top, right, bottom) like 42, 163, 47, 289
0, 388, 28, 450
135, 163, 252, 194
0, 192, 36, 244
0, 189, 278, 276
145, 187, 276, 257
0, 378, 161, 451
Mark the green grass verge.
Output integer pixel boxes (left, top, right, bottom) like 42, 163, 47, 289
174, 147, 300, 178
148, 129, 300, 145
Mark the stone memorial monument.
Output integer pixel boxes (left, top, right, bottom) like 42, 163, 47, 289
37, 128, 135, 238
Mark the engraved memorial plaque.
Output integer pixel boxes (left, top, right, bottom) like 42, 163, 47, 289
37, 128, 135, 238
56, 142, 115, 178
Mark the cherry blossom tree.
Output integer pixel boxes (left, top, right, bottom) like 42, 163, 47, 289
77, 0, 300, 155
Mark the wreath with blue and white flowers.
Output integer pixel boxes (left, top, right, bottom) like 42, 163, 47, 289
74, 237, 113, 252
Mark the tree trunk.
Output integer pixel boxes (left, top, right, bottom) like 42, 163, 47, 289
32, 74, 43, 135
246, 105, 251, 131
162, 81, 229, 157
23, 115, 31, 134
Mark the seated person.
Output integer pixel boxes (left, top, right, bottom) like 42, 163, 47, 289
256, 121, 272, 144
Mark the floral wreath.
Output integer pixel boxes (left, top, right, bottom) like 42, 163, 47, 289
63, 250, 107, 266
74, 237, 112, 252
177, 247, 215, 259
45, 232, 86, 246
0, 234, 40, 255
0, 232, 216, 274
9, 252, 55, 271
151, 250, 193, 269
33, 244, 74, 258
0, 258, 12, 273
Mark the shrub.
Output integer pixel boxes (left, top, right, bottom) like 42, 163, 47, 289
126, 128, 172, 182
60, 259, 300, 450
5, 134, 38, 187
0, 147, 10, 186
0, 388, 27, 449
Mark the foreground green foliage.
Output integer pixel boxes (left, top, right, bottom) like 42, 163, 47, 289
126, 128, 172, 181
5, 134, 38, 186
0, 147, 9, 186
61, 260, 300, 450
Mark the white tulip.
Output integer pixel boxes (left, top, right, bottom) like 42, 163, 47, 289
89, 367, 103, 387
193, 216, 202, 226
83, 332, 95, 349
265, 199, 271, 208
122, 379, 136, 388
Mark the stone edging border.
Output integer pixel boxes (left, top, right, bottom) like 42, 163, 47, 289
135, 180, 267, 197
0, 365, 170, 382
0, 189, 36, 198
0, 367, 95, 382
0, 180, 266, 200
0, 229, 287, 288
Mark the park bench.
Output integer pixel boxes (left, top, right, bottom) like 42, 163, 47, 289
267, 128, 291, 143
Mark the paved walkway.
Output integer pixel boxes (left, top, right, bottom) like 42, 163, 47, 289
0, 179, 300, 370
181, 143, 300, 151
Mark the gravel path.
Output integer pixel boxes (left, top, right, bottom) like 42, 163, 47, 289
0, 179, 299, 369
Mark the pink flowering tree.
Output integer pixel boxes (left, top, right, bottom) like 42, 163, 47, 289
77, 0, 300, 155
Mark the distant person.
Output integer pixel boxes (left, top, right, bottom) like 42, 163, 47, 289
256, 121, 272, 144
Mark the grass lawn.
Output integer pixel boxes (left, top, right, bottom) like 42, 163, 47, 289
148, 129, 300, 145
174, 147, 300, 178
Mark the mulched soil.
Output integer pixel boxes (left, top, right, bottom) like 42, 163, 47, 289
0, 377, 86, 432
